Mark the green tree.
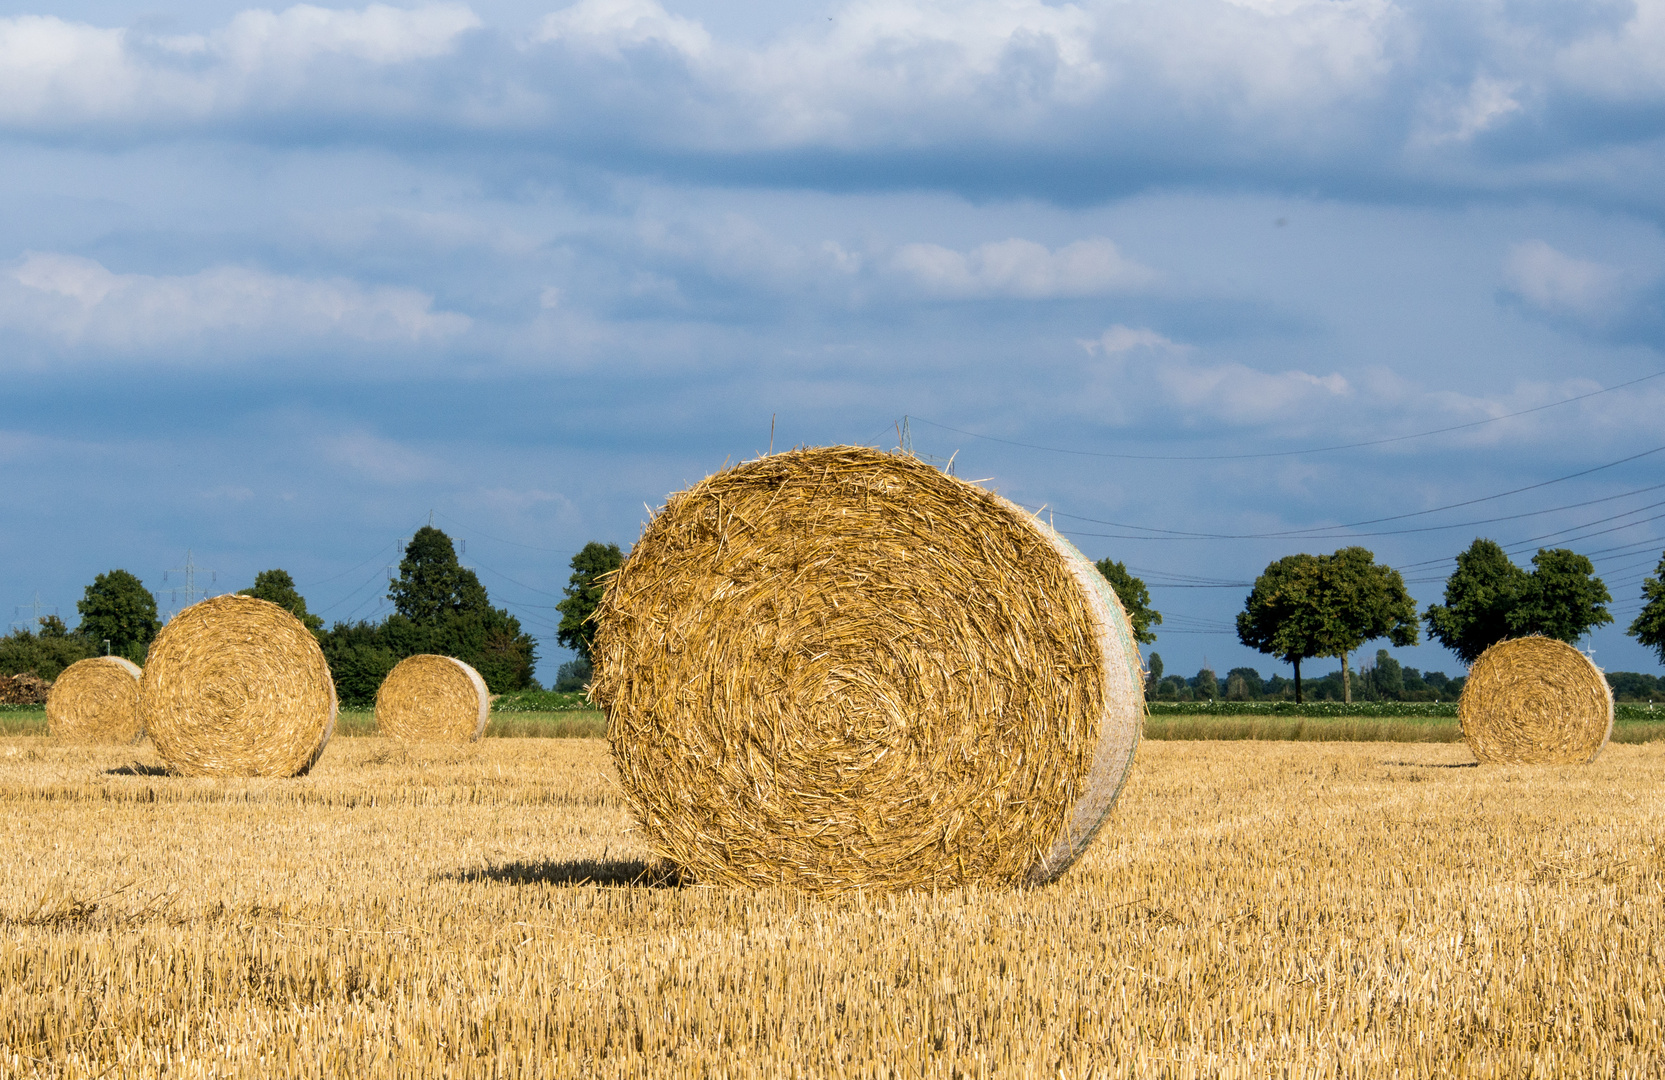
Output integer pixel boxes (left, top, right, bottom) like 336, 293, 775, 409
1310, 546, 1419, 703
77, 570, 161, 664
554, 657, 593, 692
320, 527, 541, 699
1424, 539, 1530, 663
1627, 552, 1665, 663
1237, 553, 1324, 703
1193, 667, 1219, 700
388, 527, 490, 622
556, 542, 626, 663
0, 616, 99, 680
239, 569, 323, 633
1366, 648, 1404, 700
317, 620, 401, 707
1509, 548, 1612, 643
1225, 666, 1265, 698
1237, 548, 1418, 704
1144, 651, 1164, 697
1094, 559, 1162, 644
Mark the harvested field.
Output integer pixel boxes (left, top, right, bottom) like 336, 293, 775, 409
3, 737, 1664, 1076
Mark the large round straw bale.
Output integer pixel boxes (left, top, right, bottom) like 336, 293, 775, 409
141, 594, 337, 777
47, 656, 143, 744
1459, 635, 1613, 764
591, 445, 1145, 894
375, 654, 490, 742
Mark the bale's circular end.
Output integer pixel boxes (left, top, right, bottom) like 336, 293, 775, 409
140, 594, 337, 777
375, 655, 490, 742
591, 445, 1145, 894
47, 656, 143, 744
1459, 636, 1613, 764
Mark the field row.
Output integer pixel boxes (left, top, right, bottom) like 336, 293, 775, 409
6, 707, 1665, 744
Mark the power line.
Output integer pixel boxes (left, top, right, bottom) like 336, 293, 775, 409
1036, 440, 1665, 541
907, 368, 1665, 462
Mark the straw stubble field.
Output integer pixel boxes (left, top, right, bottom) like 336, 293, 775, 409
3, 736, 1663, 1077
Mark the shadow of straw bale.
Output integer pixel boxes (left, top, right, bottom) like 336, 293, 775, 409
447, 858, 687, 889
1384, 760, 1478, 769
105, 763, 173, 777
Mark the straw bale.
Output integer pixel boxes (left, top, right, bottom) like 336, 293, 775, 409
1459, 635, 1613, 765
46, 656, 143, 744
141, 594, 337, 777
375, 654, 490, 743
591, 445, 1145, 894
0, 672, 51, 705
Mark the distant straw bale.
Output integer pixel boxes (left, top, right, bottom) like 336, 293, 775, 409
1459, 635, 1613, 765
0, 672, 51, 705
591, 445, 1146, 894
141, 595, 337, 777
375, 655, 490, 743
47, 656, 143, 744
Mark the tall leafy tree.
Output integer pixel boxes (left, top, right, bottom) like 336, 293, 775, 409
1144, 651, 1164, 696
1425, 539, 1530, 664
556, 542, 626, 663
77, 570, 160, 664
1509, 548, 1612, 643
1094, 558, 1162, 644
388, 527, 490, 622
1427, 540, 1612, 661
1237, 552, 1324, 703
1237, 548, 1418, 704
239, 569, 323, 633
1310, 546, 1420, 703
316, 526, 540, 702
1628, 552, 1665, 663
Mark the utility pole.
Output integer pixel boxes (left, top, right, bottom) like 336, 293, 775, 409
162, 550, 218, 619
10, 592, 57, 632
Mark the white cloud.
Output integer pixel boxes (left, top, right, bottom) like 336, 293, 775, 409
535, 0, 711, 58
1154, 355, 1352, 422
891, 237, 1156, 298
1553, 0, 1665, 98
1502, 240, 1626, 319
1416, 76, 1523, 145
1073, 324, 1351, 425
1079, 324, 1183, 356
0, 4, 479, 124
0, 252, 470, 352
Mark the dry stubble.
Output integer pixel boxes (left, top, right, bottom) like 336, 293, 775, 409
1, 737, 1662, 1078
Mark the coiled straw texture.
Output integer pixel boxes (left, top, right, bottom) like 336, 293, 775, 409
141, 595, 338, 778
47, 656, 143, 744
375, 655, 490, 743
1459, 635, 1613, 765
591, 446, 1145, 895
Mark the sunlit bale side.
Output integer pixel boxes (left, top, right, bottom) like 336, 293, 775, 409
1459, 635, 1613, 764
590, 445, 1146, 894
46, 656, 143, 744
375, 654, 490, 743
141, 594, 337, 777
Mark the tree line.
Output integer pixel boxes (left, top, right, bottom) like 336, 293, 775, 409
0, 528, 631, 707
1098, 540, 1665, 704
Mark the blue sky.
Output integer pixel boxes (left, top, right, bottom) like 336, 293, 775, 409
3, 0, 1664, 685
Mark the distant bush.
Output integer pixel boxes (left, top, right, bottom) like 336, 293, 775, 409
492, 690, 594, 713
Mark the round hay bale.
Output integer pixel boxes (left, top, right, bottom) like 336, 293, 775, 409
1459, 635, 1613, 765
374, 654, 490, 742
141, 594, 337, 777
46, 656, 143, 744
591, 445, 1145, 894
